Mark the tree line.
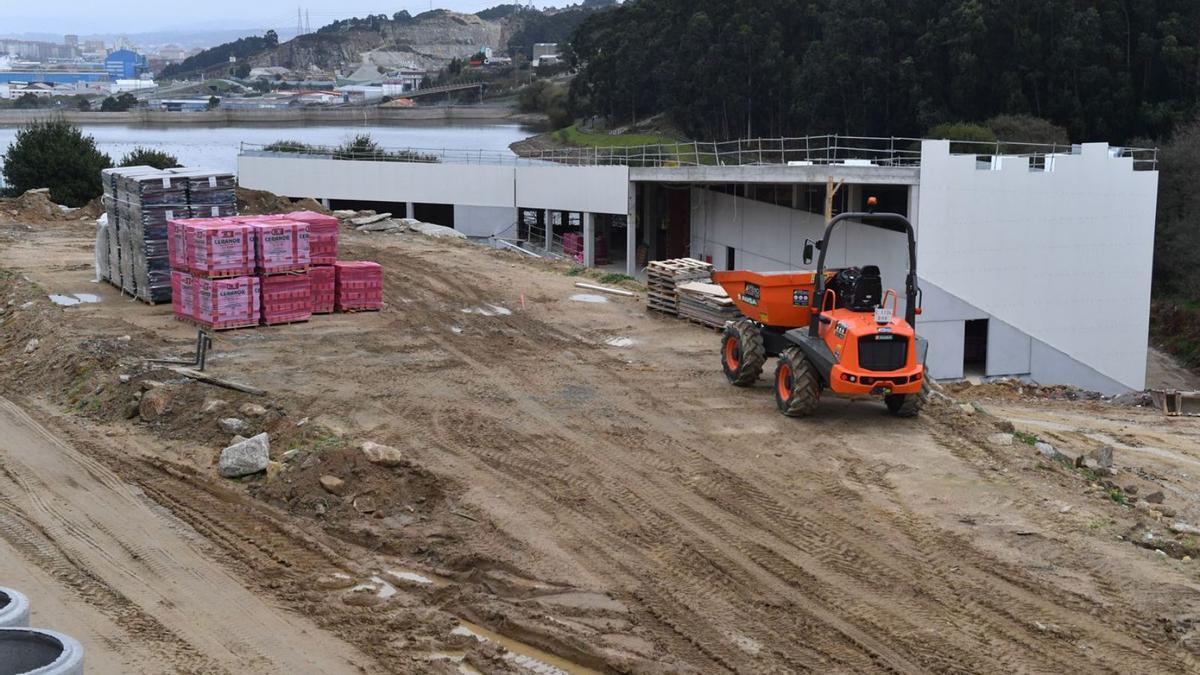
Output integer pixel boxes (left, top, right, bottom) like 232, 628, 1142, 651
568, 0, 1200, 144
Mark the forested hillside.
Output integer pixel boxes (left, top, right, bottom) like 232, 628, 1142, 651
568, 0, 1200, 143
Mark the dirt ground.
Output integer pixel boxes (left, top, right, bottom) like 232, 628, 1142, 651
2, 213, 1200, 673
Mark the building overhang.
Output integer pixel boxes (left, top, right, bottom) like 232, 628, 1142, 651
630, 164, 920, 186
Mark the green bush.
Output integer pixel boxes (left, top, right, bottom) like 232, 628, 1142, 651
99, 93, 137, 112
119, 147, 180, 169
262, 139, 316, 153
927, 122, 998, 154
518, 80, 572, 129
984, 114, 1069, 148
1, 119, 112, 207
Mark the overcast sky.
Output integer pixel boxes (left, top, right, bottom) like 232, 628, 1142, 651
7, 2, 547, 36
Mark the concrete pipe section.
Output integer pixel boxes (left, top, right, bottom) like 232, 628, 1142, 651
0, 628, 84, 675
0, 588, 30, 628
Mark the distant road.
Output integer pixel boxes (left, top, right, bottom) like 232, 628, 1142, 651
0, 105, 544, 127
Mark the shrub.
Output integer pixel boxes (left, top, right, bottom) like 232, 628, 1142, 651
99, 92, 137, 112
518, 80, 572, 129
263, 140, 317, 153
984, 114, 1070, 149
119, 147, 180, 169
1, 119, 112, 207
927, 122, 997, 154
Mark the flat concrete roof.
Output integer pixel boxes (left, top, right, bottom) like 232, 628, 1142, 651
630, 164, 920, 186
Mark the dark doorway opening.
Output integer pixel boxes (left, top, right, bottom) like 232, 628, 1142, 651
329, 198, 407, 215
964, 319, 989, 376
726, 245, 736, 271
413, 203, 454, 228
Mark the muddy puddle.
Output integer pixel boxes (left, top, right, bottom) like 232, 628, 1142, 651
48, 293, 100, 306
452, 621, 602, 675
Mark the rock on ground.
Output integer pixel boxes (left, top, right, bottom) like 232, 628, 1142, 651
239, 402, 268, 417
218, 433, 270, 478
320, 475, 346, 495
360, 441, 404, 467
411, 221, 467, 239
219, 417, 250, 434
139, 387, 173, 421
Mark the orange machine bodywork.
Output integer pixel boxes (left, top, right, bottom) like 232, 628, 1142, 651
712, 269, 924, 397
711, 270, 831, 328
817, 307, 925, 396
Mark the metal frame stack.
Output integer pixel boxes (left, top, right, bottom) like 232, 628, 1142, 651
646, 258, 713, 315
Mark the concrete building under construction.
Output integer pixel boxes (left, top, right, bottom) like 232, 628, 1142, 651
238, 136, 1159, 394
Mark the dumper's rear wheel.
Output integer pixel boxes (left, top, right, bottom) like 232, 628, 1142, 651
886, 376, 930, 418
721, 320, 765, 387
775, 347, 820, 417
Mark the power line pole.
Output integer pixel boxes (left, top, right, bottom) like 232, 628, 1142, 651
296, 7, 303, 36
305, 10, 310, 34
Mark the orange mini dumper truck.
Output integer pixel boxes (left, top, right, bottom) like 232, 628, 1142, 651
711, 210, 929, 418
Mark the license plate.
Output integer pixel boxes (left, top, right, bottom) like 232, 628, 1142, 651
874, 307, 893, 323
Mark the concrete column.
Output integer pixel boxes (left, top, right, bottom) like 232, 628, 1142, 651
404, 202, 413, 219
907, 184, 920, 229
583, 212, 595, 268
627, 183, 638, 277
545, 209, 553, 253
320, 197, 330, 209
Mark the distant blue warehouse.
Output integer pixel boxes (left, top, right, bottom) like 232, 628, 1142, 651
104, 49, 148, 79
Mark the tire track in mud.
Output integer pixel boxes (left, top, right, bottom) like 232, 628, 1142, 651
0, 491, 222, 673
382, 250, 1194, 673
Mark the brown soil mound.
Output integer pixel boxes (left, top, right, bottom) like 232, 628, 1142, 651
237, 187, 329, 216
0, 188, 64, 223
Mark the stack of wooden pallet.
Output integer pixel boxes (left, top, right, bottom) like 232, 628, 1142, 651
676, 281, 743, 328
646, 258, 713, 315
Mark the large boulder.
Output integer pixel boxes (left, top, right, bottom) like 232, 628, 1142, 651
218, 433, 270, 478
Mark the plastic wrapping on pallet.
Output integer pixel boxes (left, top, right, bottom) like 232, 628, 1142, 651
334, 261, 383, 311
190, 220, 256, 278
194, 276, 260, 329
249, 220, 310, 275
171, 270, 195, 320
309, 265, 335, 314
261, 273, 313, 325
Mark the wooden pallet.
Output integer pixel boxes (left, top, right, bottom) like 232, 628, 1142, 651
645, 258, 713, 316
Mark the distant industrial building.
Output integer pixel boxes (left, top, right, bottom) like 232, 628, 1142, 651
105, 49, 148, 79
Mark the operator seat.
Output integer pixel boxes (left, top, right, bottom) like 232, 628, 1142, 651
829, 266, 882, 312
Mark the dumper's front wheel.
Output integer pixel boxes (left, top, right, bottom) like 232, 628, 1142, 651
721, 320, 765, 387
775, 347, 820, 417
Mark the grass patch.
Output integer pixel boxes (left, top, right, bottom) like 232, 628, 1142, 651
553, 125, 682, 148
1013, 430, 1040, 446
565, 265, 586, 277
598, 272, 635, 285
1107, 486, 1130, 506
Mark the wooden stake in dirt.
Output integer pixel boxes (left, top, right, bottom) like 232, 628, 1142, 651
170, 367, 267, 396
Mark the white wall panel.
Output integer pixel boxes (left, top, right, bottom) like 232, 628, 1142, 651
916, 141, 1158, 389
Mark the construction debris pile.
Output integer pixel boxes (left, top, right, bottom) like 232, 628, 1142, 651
100, 166, 236, 304
164, 210, 381, 330
646, 258, 743, 329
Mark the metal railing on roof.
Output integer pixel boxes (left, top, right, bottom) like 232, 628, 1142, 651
239, 134, 1159, 171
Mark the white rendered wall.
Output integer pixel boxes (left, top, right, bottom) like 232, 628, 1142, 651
238, 155, 516, 208
690, 189, 911, 298
454, 205, 516, 238
515, 165, 630, 214
238, 156, 632, 216
916, 141, 1158, 390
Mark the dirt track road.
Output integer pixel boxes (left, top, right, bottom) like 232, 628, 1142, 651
0, 395, 371, 673
2, 219, 1200, 672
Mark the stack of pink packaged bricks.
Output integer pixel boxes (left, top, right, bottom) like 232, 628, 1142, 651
167, 210, 383, 330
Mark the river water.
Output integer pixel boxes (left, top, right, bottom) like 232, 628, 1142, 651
0, 121, 531, 180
